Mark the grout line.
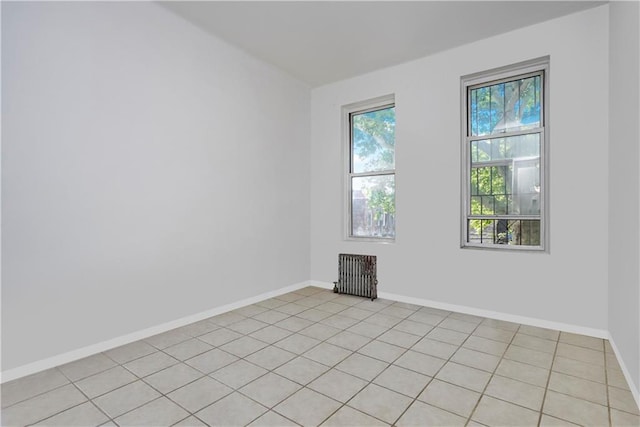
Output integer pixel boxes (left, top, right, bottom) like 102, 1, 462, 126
536, 327, 560, 427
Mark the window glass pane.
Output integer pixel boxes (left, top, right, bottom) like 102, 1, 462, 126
352, 106, 395, 173
470, 159, 539, 216
467, 219, 540, 246
471, 134, 540, 163
470, 75, 541, 136
352, 175, 395, 238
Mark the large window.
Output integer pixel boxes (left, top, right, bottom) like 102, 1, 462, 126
461, 57, 549, 250
346, 97, 396, 240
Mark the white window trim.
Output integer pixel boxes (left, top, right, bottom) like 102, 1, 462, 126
460, 56, 550, 252
342, 94, 396, 243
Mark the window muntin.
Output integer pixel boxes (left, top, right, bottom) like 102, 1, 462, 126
348, 103, 396, 240
462, 59, 548, 250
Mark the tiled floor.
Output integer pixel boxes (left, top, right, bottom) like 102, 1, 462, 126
2, 286, 639, 426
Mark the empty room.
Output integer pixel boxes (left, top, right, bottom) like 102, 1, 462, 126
2, 1, 639, 426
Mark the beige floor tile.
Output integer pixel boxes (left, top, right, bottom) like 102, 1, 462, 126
335, 352, 388, 381
197, 328, 243, 347
304, 342, 352, 367
274, 333, 321, 354
75, 366, 137, 398
249, 325, 292, 344
411, 337, 459, 359
377, 329, 421, 348
145, 329, 192, 350
226, 318, 270, 335
609, 386, 640, 415
556, 342, 605, 366
407, 310, 446, 326
559, 332, 604, 351
32, 401, 109, 426
172, 415, 207, 426
274, 316, 315, 332
504, 344, 554, 369
245, 345, 296, 370
274, 303, 308, 316
316, 301, 350, 314
485, 375, 546, 410
247, 410, 300, 426
93, 380, 161, 419
167, 376, 232, 413
274, 292, 305, 303
163, 338, 212, 361
274, 356, 329, 385
481, 318, 520, 332
472, 395, 540, 426
396, 401, 466, 427
341, 306, 376, 321
256, 298, 289, 310
321, 406, 389, 426
548, 371, 607, 405
219, 335, 269, 358
393, 350, 446, 377
435, 361, 492, 392
418, 379, 480, 418
519, 324, 560, 341
426, 327, 469, 346
543, 390, 609, 426
552, 355, 606, 383
379, 305, 415, 319
539, 414, 580, 426
209, 359, 268, 389
143, 363, 203, 394
308, 369, 368, 402
296, 296, 325, 308
392, 319, 435, 336
1, 368, 69, 408
239, 372, 301, 408
451, 347, 501, 372
104, 341, 157, 365
608, 368, 632, 390
463, 335, 509, 357
320, 314, 360, 329
511, 333, 557, 354
611, 408, 640, 426
327, 330, 372, 351
184, 348, 238, 374
273, 388, 342, 426
363, 313, 403, 328
124, 351, 179, 378
347, 383, 413, 424
373, 365, 431, 398
472, 325, 516, 343
251, 309, 290, 324
195, 392, 267, 426
58, 354, 118, 382
299, 323, 342, 341
114, 397, 189, 426
448, 312, 483, 324
347, 321, 389, 338
358, 340, 406, 363
233, 304, 269, 317
439, 317, 478, 333
495, 358, 550, 387
298, 308, 334, 322
175, 320, 219, 338
1, 385, 87, 427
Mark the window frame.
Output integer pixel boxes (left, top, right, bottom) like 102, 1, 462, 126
343, 95, 396, 242
460, 57, 550, 251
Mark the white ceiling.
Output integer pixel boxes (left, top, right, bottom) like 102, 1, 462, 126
159, 1, 606, 87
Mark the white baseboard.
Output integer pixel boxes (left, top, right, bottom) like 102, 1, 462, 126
607, 335, 640, 411
0, 281, 314, 384
311, 280, 609, 338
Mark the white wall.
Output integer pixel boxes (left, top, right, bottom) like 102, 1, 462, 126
1, 2, 310, 371
609, 0, 640, 399
311, 6, 609, 330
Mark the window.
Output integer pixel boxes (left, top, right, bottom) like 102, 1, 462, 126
461, 57, 549, 250
345, 97, 396, 240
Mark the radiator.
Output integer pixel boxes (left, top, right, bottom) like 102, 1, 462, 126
333, 254, 378, 300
